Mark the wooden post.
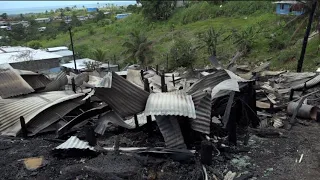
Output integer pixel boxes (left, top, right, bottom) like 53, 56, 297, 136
108, 61, 110, 71
144, 78, 152, 135
156, 64, 159, 75
166, 54, 169, 72
172, 74, 175, 87
20, 116, 27, 138
200, 140, 213, 165
289, 89, 294, 101
71, 77, 76, 93
161, 72, 167, 92
85, 126, 96, 146
297, 0, 317, 72
117, 64, 120, 71
140, 70, 144, 81
134, 114, 139, 128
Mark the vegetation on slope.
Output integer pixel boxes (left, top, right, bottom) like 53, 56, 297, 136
3, 1, 320, 71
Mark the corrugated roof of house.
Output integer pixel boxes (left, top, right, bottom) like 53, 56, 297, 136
0, 50, 62, 65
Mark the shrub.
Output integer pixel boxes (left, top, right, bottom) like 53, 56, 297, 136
169, 38, 196, 70
28, 41, 43, 49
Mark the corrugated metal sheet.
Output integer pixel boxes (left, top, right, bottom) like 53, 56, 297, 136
0, 91, 86, 136
27, 96, 85, 136
95, 111, 135, 135
21, 74, 51, 90
40, 71, 68, 92
95, 111, 156, 135
155, 116, 186, 149
58, 105, 109, 137
94, 72, 149, 118
55, 136, 95, 151
292, 74, 320, 90
125, 112, 155, 128
187, 70, 230, 95
191, 93, 211, 134
96, 72, 112, 88
0, 63, 34, 98
126, 69, 144, 88
144, 92, 196, 119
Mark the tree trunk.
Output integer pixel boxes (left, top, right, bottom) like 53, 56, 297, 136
297, 0, 317, 72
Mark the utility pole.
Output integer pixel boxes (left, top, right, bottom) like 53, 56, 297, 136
68, 27, 77, 71
297, 0, 317, 72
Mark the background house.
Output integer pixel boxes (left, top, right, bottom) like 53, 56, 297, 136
87, 8, 98, 12
274, 1, 304, 15
35, 17, 51, 23
0, 46, 61, 72
115, 13, 131, 19
61, 58, 119, 74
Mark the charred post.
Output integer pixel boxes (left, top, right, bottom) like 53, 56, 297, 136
85, 126, 96, 146
71, 77, 76, 93
156, 64, 159, 75
200, 140, 213, 165
20, 116, 27, 138
161, 72, 167, 92
134, 114, 139, 128
140, 70, 144, 81
172, 74, 175, 87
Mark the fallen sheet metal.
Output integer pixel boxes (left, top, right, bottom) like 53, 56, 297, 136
191, 93, 212, 134
187, 70, 230, 94
27, 96, 85, 136
21, 74, 52, 90
211, 79, 240, 99
287, 102, 319, 120
40, 71, 68, 92
55, 136, 95, 151
96, 72, 112, 88
126, 69, 144, 88
0, 63, 34, 98
57, 105, 110, 137
155, 116, 187, 149
145, 92, 196, 119
94, 72, 149, 118
0, 91, 86, 136
292, 74, 320, 90
95, 111, 156, 135
95, 111, 135, 135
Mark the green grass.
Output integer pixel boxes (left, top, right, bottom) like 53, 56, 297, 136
30, 2, 320, 71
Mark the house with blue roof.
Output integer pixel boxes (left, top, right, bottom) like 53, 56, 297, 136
273, 1, 305, 16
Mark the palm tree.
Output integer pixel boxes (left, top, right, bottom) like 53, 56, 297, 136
122, 31, 154, 67
92, 49, 108, 62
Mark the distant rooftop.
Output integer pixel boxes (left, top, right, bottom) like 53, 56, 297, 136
51, 50, 73, 57
0, 50, 62, 65
273, 1, 305, 4
35, 18, 50, 20
61, 58, 117, 71
46, 46, 68, 52
0, 46, 34, 53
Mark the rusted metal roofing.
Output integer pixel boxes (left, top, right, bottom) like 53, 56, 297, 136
187, 70, 230, 95
191, 93, 212, 134
0, 64, 34, 98
40, 71, 68, 92
55, 136, 95, 151
125, 112, 155, 127
0, 91, 86, 136
155, 116, 186, 149
27, 96, 85, 136
94, 72, 149, 118
144, 92, 196, 119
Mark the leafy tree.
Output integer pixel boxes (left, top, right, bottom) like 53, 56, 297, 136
138, 0, 177, 20
122, 31, 154, 67
71, 14, 81, 26
19, 14, 24, 20
92, 49, 108, 62
58, 21, 69, 32
95, 10, 105, 22
74, 44, 91, 59
0, 13, 7, 19
169, 38, 196, 70
127, 4, 140, 13
8, 24, 26, 41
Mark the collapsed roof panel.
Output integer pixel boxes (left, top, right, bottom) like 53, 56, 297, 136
191, 93, 212, 134
144, 91, 196, 119
0, 91, 86, 136
0, 64, 35, 98
95, 72, 149, 118
39, 71, 68, 92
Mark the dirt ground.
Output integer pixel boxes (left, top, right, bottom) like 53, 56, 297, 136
0, 121, 320, 180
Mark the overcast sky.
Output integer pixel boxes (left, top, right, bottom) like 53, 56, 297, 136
1, 1, 135, 10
